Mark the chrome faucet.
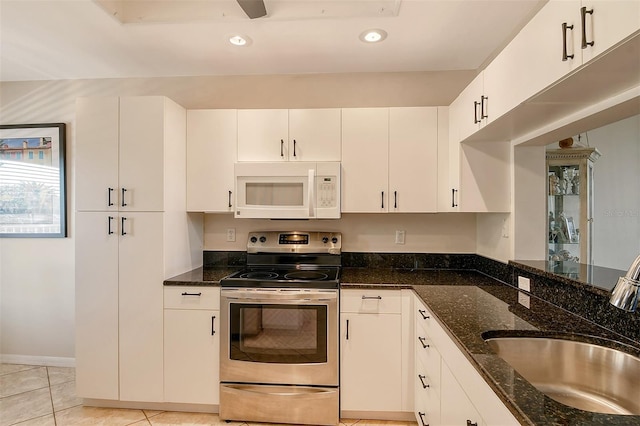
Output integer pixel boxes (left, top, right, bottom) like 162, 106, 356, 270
609, 254, 640, 312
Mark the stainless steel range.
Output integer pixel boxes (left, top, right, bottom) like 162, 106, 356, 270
219, 231, 341, 426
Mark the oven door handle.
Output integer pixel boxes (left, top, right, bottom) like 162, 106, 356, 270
223, 295, 336, 302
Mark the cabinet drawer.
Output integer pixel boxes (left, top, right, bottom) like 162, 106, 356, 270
164, 286, 220, 310
340, 289, 402, 314
415, 331, 440, 383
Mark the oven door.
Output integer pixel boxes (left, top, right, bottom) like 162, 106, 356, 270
220, 288, 338, 386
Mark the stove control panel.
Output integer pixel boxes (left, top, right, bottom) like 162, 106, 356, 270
247, 231, 341, 254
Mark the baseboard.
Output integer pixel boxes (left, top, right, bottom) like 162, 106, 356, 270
340, 410, 414, 422
0, 354, 75, 367
83, 399, 218, 413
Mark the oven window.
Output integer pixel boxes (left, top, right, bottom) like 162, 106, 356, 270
245, 183, 304, 206
229, 303, 328, 364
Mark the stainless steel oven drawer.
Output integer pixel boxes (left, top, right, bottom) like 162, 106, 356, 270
220, 383, 339, 426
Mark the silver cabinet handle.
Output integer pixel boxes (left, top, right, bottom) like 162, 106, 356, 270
418, 336, 430, 349
581, 6, 594, 49
418, 309, 430, 320
562, 22, 574, 61
418, 374, 430, 389
362, 295, 382, 300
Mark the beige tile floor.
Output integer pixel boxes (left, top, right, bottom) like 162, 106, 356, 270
0, 364, 416, 426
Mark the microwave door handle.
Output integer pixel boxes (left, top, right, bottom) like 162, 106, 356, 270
308, 169, 315, 217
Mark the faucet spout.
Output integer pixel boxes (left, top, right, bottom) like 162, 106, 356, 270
609, 254, 640, 312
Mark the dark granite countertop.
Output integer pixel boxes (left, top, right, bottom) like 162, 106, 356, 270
165, 266, 640, 425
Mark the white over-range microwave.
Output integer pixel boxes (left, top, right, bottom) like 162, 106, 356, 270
234, 162, 341, 219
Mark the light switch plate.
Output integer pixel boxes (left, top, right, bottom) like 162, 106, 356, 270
226, 228, 236, 242
395, 230, 405, 244
518, 292, 531, 309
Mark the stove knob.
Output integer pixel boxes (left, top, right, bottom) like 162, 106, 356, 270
250, 236, 258, 243
322, 236, 329, 244
259, 236, 267, 243
332, 237, 338, 244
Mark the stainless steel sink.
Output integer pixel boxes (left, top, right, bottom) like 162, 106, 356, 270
483, 334, 640, 415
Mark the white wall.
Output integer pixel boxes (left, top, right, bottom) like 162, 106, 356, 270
1, 71, 479, 361
587, 115, 640, 270
204, 213, 477, 253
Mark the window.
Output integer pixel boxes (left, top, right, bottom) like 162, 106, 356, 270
16, 152, 22, 160
38, 151, 44, 159
28, 151, 34, 159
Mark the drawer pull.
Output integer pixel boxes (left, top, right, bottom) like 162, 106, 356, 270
362, 295, 382, 300
467, 421, 478, 426
418, 374, 430, 389
418, 336, 430, 349
181, 292, 202, 296
418, 309, 430, 320
418, 412, 429, 426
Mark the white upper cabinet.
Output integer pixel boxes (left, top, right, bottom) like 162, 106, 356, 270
342, 107, 438, 213
341, 108, 389, 212
237, 109, 341, 161
186, 109, 237, 212
288, 109, 341, 161
449, 73, 485, 144
581, 0, 640, 62
450, 0, 640, 144
389, 107, 438, 213
76, 96, 180, 212
75, 97, 119, 212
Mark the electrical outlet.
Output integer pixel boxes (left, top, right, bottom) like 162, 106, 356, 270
518, 292, 531, 309
502, 218, 509, 238
226, 228, 236, 242
518, 276, 531, 292
395, 230, 405, 244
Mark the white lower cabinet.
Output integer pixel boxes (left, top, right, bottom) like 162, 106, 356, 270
413, 294, 519, 426
164, 287, 220, 405
340, 290, 405, 414
440, 363, 482, 426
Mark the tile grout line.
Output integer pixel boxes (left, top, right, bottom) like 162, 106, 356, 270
45, 366, 58, 426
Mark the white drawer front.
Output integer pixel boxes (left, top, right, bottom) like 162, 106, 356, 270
164, 286, 220, 310
341, 289, 402, 314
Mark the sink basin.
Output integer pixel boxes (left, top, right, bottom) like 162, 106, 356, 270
483, 333, 640, 415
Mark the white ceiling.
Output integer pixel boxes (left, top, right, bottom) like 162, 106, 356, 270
0, 0, 546, 82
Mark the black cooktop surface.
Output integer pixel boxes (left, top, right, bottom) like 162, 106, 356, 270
221, 266, 341, 289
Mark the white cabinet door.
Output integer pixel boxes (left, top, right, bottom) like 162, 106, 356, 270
75, 97, 119, 212
289, 108, 341, 161
118, 212, 164, 402
75, 212, 119, 400
441, 362, 483, 426
582, 0, 640, 62
186, 109, 237, 212
484, 0, 582, 125
340, 313, 402, 412
449, 72, 484, 144
341, 108, 389, 212
389, 107, 438, 213
237, 109, 289, 161
164, 309, 220, 404
118, 97, 167, 212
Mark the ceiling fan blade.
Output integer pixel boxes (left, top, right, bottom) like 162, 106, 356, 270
237, 0, 267, 19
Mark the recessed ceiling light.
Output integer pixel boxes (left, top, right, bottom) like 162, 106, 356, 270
359, 29, 387, 43
229, 34, 251, 46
